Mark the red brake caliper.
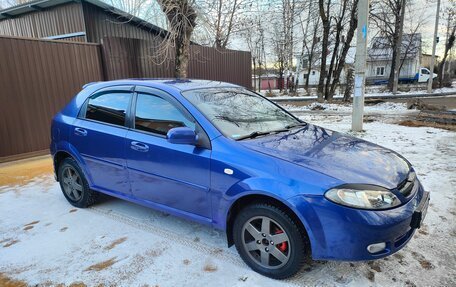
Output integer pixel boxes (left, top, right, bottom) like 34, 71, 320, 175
275, 229, 288, 252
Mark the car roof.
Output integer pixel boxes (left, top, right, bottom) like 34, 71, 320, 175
83, 78, 241, 92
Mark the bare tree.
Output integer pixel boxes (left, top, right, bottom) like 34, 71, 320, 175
267, 0, 304, 93
272, 23, 287, 92
268, 0, 299, 93
195, 0, 252, 49
317, 0, 331, 100
297, 0, 321, 92
316, 0, 358, 101
157, 0, 197, 78
437, 2, 456, 88
325, 0, 358, 100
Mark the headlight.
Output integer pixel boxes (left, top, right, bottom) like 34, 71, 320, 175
325, 186, 401, 210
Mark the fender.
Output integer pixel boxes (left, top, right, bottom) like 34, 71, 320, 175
286, 194, 327, 257
211, 176, 307, 230
53, 141, 95, 187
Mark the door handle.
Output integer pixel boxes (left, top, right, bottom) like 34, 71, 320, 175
74, 127, 87, 136
130, 141, 149, 152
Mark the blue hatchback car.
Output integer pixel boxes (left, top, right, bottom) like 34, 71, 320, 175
51, 79, 430, 278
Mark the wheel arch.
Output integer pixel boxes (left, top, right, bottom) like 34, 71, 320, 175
225, 193, 310, 251
53, 145, 91, 185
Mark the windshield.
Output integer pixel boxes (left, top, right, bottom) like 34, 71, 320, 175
182, 88, 302, 140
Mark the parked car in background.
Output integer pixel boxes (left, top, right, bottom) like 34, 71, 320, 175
50, 79, 430, 279
370, 67, 437, 85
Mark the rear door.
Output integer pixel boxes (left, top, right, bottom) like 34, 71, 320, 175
125, 86, 212, 218
70, 85, 133, 195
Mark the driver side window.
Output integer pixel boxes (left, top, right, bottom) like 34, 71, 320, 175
134, 93, 195, 135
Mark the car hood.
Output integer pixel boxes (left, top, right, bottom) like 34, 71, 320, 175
239, 124, 410, 189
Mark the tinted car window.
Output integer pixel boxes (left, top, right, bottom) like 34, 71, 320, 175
134, 93, 195, 135
182, 88, 301, 140
85, 92, 131, 126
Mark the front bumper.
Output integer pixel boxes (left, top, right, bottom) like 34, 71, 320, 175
288, 181, 429, 261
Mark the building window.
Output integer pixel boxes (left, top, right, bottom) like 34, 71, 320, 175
376, 66, 385, 76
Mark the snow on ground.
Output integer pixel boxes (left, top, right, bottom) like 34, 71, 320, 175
281, 102, 415, 114
0, 113, 455, 287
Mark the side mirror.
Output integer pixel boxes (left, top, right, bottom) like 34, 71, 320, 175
167, 127, 198, 145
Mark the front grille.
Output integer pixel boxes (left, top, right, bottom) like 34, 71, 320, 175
397, 171, 416, 197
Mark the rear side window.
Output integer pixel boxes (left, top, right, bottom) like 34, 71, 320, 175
85, 92, 131, 126
134, 93, 195, 135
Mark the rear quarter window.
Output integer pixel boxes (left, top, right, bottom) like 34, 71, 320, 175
85, 92, 131, 126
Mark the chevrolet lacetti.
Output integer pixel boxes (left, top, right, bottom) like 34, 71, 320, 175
50, 79, 430, 279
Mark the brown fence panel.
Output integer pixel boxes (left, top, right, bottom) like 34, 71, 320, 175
101, 37, 251, 88
0, 36, 103, 161
188, 45, 252, 88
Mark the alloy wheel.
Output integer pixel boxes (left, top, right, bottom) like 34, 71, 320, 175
61, 166, 83, 201
241, 216, 291, 269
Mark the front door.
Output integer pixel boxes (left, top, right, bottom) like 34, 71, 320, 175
125, 87, 212, 218
70, 86, 133, 195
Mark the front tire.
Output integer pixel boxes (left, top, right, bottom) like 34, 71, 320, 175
58, 158, 97, 208
233, 203, 309, 279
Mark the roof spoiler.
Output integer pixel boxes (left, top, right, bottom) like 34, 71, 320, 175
82, 82, 99, 89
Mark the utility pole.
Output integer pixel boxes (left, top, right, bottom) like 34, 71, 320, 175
352, 0, 369, 132
427, 0, 441, 93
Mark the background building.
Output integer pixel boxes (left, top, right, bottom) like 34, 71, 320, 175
0, 0, 166, 43
366, 33, 423, 84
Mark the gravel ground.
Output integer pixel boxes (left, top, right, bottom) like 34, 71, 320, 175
0, 112, 455, 287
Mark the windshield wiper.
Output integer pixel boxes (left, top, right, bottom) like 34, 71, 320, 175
236, 128, 290, 141
285, 122, 308, 129
235, 131, 272, 140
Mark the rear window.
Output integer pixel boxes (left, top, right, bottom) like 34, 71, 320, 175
85, 92, 131, 127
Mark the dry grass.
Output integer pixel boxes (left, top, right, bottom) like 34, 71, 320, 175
24, 220, 39, 226
203, 263, 218, 272
3, 239, 19, 248
0, 273, 27, 287
104, 237, 128, 250
398, 120, 456, 131
23, 226, 34, 231
69, 209, 78, 213
411, 251, 434, 270
85, 257, 118, 272
0, 238, 12, 244
60, 227, 68, 232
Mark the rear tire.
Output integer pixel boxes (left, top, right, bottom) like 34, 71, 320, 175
58, 158, 97, 208
233, 203, 309, 279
